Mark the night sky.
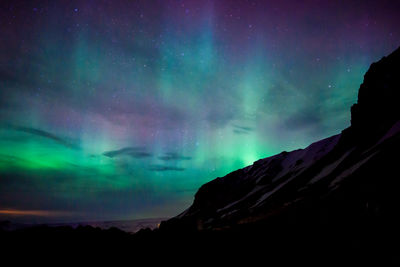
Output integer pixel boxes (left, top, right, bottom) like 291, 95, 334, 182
1, 0, 400, 223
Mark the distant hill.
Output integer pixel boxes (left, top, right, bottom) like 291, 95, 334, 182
0, 218, 164, 233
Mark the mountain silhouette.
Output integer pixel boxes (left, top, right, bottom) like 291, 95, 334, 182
152, 47, 400, 263
160, 47, 400, 233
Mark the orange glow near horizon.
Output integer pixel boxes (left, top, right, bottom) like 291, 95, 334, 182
0, 209, 73, 217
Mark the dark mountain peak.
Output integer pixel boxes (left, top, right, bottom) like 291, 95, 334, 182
350, 46, 400, 138
160, 47, 400, 233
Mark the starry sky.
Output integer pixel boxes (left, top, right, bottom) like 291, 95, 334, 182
1, 0, 400, 223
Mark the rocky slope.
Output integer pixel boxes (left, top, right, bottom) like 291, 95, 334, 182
160, 46, 400, 233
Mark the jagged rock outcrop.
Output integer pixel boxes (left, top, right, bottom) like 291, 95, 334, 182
160, 47, 400, 233
350, 47, 400, 140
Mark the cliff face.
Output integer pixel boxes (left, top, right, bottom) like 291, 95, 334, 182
350, 47, 400, 139
160, 47, 400, 232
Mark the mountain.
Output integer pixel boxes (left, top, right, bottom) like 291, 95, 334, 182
48, 218, 164, 233
0, 218, 165, 233
160, 47, 400, 236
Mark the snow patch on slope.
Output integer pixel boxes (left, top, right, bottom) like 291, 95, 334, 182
250, 134, 341, 209
308, 149, 354, 184
217, 134, 341, 213
376, 120, 400, 145
329, 152, 378, 189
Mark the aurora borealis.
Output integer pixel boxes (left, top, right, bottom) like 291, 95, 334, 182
1, 0, 400, 223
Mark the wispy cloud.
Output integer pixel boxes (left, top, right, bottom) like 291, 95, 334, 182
148, 165, 185, 172
103, 147, 152, 158
232, 124, 253, 135
158, 152, 191, 161
8, 125, 80, 149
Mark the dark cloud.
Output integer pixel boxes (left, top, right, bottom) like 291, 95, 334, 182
232, 124, 253, 135
148, 165, 185, 172
233, 125, 253, 132
130, 151, 153, 158
158, 152, 191, 161
8, 125, 80, 149
103, 147, 152, 158
233, 129, 247, 135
